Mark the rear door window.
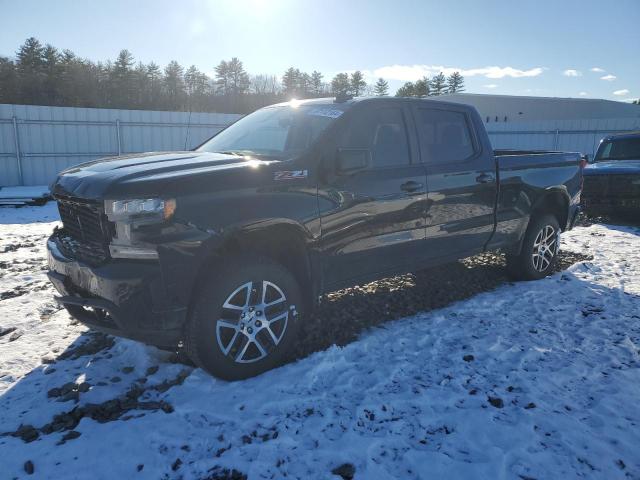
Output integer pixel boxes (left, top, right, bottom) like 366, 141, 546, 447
414, 108, 476, 164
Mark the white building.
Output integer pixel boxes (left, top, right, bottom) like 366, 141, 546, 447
441, 93, 640, 124
438, 94, 640, 157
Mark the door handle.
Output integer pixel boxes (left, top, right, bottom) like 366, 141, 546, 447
400, 181, 424, 193
476, 172, 495, 184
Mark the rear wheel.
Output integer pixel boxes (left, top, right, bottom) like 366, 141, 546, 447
506, 214, 560, 281
185, 256, 302, 380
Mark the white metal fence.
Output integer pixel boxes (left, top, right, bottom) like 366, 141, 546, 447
2, 104, 639, 187
487, 117, 640, 159
0, 104, 241, 186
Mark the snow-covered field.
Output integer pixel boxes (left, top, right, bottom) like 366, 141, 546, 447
0, 203, 639, 480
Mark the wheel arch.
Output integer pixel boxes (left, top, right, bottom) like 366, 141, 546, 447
508, 188, 569, 256
530, 187, 571, 232
189, 219, 318, 314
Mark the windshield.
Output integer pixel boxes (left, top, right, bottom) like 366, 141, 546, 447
197, 104, 346, 159
595, 137, 640, 161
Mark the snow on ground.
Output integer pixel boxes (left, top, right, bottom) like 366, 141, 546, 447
0, 203, 639, 479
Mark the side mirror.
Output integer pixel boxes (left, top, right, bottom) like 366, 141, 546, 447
336, 148, 371, 175
583, 154, 590, 163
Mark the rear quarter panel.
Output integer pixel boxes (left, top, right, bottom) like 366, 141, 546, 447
490, 152, 582, 251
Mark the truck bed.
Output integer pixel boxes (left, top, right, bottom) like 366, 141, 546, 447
495, 150, 583, 171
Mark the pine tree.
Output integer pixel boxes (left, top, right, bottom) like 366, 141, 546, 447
413, 76, 430, 97
184, 65, 199, 106
16, 37, 44, 71
0, 57, 18, 103
146, 62, 163, 108
184, 65, 209, 111
395, 82, 415, 97
42, 44, 60, 104
297, 72, 311, 97
132, 62, 148, 108
184, 65, 198, 96
110, 49, 135, 107
331, 73, 351, 96
226, 57, 249, 95
350, 71, 366, 96
430, 72, 447, 96
447, 71, 465, 93
373, 78, 389, 96
16, 37, 45, 104
214, 60, 229, 95
164, 60, 185, 109
57, 49, 81, 106
282, 67, 301, 96
310, 71, 324, 95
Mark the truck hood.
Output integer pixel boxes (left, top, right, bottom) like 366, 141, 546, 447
51, 151, 275, 199
584, 159, 640, 176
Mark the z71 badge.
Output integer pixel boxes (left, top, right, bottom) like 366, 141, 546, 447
274, 170, 308, 181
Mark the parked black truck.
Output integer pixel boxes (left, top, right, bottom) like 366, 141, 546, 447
47, 97, 583, 379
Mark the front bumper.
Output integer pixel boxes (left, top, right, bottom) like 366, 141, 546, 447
47, 236, 187, 347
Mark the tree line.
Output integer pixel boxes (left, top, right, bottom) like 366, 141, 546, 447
0, 37, 465, 114
395, 72, 464, 97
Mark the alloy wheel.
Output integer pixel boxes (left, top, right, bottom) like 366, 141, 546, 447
531, 225, 558, 272
215, 280, 292, 364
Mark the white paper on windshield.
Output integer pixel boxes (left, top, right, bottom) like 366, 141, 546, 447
306, 108, 344, 119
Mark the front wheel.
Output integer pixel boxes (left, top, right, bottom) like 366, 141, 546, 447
185, 256, 303, 380
506, 214, 560, 281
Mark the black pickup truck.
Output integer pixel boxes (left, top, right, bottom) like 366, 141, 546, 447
47, 97, 583, 379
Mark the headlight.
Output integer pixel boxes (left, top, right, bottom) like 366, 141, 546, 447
105, 198, 176, 223
103, 198, 176, 260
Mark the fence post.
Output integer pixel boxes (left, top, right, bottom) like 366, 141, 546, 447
115, 119, 122, 156
553, 129, 560, 150
12, 116, 24, 186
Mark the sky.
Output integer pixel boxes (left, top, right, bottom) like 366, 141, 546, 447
1, 0, 638, 101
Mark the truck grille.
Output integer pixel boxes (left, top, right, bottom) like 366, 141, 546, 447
55, 195, 115, 265
583, 174, 640, 198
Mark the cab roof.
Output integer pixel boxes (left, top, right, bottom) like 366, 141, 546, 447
601, 131, 640, 142
270, 96, 475, 110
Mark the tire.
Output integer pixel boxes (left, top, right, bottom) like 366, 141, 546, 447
185, 255, 303, 380
506, 214, 560, 281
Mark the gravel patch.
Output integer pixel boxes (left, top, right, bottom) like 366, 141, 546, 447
293, 250, 592, 360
